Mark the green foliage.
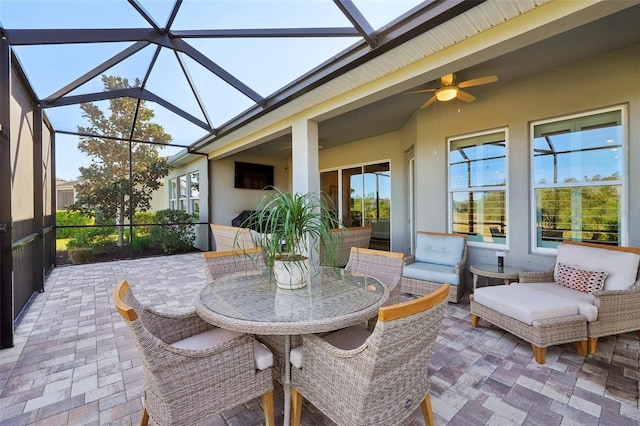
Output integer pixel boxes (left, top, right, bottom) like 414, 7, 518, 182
69, 75, 172, 246
150, 209, 196, 254
133, 211, 156, 235
55, 210, 93, 238
66, 226, 116, 251
247, 187, 341, 267
132, 234, 155, 251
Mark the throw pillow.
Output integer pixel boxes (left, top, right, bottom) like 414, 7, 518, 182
556, 262, 608, 294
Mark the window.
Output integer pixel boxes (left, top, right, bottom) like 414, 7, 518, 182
449, 129, 507, 246
531, 107, 624, 251
170, 172, 200, 215
178, 175, 188, 211
189, 172, 200, 216
169, 178, 177, 210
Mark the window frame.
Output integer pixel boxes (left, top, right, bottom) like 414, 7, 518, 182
529, 105, 627, 254
447, 127, 509, 249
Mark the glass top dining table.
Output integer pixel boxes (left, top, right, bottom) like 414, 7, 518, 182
195, 265, 388, 426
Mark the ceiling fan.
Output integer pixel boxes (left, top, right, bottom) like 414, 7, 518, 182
406, 73, 498, 109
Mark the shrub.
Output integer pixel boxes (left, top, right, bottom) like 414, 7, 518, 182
150, 209, 196, 254
68, 247, 95, 264
134, 211, 156, 235
55, 210, 92, 239
67, 226, 116, 251
132, 234, 155, 251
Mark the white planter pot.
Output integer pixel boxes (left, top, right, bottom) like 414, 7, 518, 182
273, 257, 308, 289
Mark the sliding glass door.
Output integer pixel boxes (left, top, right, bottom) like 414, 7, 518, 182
321, 162, 390, 245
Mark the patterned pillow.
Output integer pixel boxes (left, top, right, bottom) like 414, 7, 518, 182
556, 262, 608, 294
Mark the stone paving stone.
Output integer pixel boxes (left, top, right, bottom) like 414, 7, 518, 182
1, 253, 638, 425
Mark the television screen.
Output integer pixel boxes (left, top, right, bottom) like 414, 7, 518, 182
234, 161, 274, 190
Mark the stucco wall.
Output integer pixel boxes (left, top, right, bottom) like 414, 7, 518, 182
412, 43, 640, 279
209, 153, 289, 227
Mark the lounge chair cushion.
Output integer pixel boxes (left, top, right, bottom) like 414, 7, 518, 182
512, 282, 598, 322
474, 285, 579, 325
290, 325, 371, 369
173, 328, 274, 370
414, 232, 465, 267
555, 244, 640, 291
403, 261, 461, 286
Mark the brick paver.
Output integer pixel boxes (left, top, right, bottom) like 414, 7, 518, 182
0, 253, 638, 425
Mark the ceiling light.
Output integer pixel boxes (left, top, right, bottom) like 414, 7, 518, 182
436, 86, 458, 101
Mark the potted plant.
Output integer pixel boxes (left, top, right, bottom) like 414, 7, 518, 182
244, 187, 341, 289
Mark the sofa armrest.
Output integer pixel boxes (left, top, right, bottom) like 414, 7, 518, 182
404, 255, 415, 265
592, 281, 640, 311
518, 268, 554, 283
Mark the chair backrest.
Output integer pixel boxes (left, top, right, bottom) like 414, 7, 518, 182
210, 223, 256, 251
114, 280, 138, 321
344, 247, 405, 305
415, 231, 467, 266
203, 248, 265, 283
356, 284, 448, 418
321, 226, 372, 267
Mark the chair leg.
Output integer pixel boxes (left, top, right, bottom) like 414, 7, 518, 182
420, 394, 435, 426
470, 314, 480, 327
575, 340, 587, 356
531, 344, 546, 364
587, 337, 598, 354
291, 387, 304, 426
262, 391, 275, 426
140, 406, 149, 426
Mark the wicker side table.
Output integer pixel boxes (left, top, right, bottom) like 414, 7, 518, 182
470, 263, 523, 291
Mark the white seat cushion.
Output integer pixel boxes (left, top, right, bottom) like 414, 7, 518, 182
172, 328, 274, 370
555, 244, 640, 291
513, 282, 598, 322
290, 325, 371, 369
474, 286, 579, 325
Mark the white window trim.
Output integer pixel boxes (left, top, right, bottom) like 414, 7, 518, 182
529, 105, 628, 254
447, 127, 509, 250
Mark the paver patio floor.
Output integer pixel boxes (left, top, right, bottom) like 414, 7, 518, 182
1, 253, 638, 425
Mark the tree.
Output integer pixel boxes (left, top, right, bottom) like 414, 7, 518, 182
71, 75, 172, 246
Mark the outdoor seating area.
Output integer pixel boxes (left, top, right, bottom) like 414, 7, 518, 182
1, 252, 638, 425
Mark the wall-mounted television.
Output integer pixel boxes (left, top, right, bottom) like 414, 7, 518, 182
234, 161, 274, 190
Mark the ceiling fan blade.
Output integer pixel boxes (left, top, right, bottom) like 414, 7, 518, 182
457, 90, 476, 103
458, 75, 498, 88
403, 88, 436, 95
420, 95, 437, 109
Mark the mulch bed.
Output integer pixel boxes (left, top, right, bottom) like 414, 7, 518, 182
56, 242, 199, 266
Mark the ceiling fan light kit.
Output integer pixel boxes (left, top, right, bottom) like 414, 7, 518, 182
436, 86, 458, 102
405, 72, 498, 109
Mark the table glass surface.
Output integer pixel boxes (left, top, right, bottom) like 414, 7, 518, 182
196, 266, 386, 334
471, 263, 523, 275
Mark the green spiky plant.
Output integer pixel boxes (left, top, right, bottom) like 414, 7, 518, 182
244, 187, 342, 275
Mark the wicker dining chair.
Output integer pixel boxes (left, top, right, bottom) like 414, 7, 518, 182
289, 284, 449, 426
113, 280, 275, 426
344, 247, 405, 305
203, 247, 265, 283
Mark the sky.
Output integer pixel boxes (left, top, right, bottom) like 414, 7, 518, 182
1, 0, 424, 180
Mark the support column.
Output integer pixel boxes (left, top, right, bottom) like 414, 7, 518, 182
291, 119, 320, 268
291, 119, 319, 195
0, 35, 14, 348
33, 105, 44, 293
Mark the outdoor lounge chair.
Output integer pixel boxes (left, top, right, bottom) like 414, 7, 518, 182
289, 284, 449, 426
113, 280, 275, 426
344, 247, 405, 306
210, 223, 256, 251
202, 247, 265, 283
